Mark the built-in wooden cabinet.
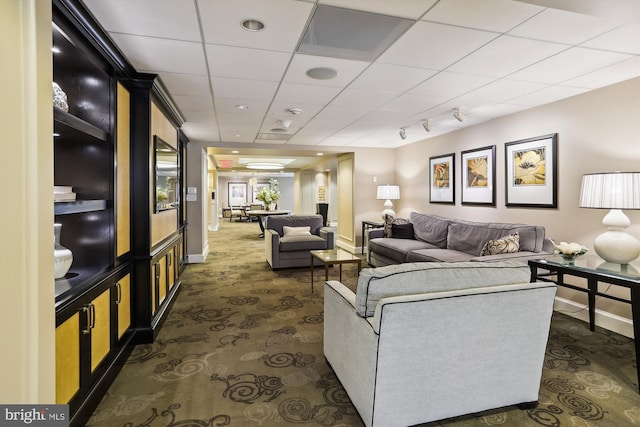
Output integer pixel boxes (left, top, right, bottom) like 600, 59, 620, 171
52, 1, 186, 424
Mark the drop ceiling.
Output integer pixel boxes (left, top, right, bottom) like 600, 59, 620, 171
82, 0, 639, 154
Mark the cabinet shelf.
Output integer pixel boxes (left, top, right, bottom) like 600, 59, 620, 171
55, 200, 107, 215
54, 107, 108, 142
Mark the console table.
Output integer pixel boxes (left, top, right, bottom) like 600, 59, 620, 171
529, 256, 640, 392
362, 220, 384, 255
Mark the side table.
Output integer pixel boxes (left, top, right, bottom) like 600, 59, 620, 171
529, 256, 640, 393
362, 220, 384, 255
310, 249, 362, 293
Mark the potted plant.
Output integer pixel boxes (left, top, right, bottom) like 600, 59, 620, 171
256, 178, 280, 210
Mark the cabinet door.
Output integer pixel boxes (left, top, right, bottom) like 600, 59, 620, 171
90, 290, 111, 372
167, 248, 175, 290
116, 273, 131, 339
158, 256, 167, 305
56, 313, 80, 404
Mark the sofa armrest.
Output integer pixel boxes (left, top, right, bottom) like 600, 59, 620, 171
542, 237, 555, 254
368, 228, 385, 240
319, 227, 335, 249
265, 229, 280, 268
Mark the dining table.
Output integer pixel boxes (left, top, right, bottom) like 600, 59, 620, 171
245, 209, 291, 237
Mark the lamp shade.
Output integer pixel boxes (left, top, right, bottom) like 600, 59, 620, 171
579, 172, 640, 209
376, 185, 400, 201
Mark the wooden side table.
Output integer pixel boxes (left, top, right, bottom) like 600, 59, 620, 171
362, 220, 384, 255
310, 249, 362, 293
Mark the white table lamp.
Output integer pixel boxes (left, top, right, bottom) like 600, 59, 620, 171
377, 185, 400, 220
579, 172, 640, 264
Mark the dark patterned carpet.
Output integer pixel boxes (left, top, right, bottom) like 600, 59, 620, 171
88, 220, 639, 427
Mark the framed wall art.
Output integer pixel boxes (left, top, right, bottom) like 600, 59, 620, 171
228, 182, 247, 206
505, 133, 558, 208
429, 153, 455, 204
461, 145, 496, 206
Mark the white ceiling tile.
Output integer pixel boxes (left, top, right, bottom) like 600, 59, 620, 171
447, 36, 567, 78
378, 22, 498, 70
181, 110, 216, 122
453, 79, 548, 107
211, 77, 279, 100
581, 24, 640, 54
563, 57, 640, 88
424, 0, 544, 32
283, 54, 370, 87
509, 8, 620, 44
509, 85, 590, 106
286, 135, 326, 145
84, 0, 201, 41
111, 34, 207, 74
214, 98, 270, 116
328, 88, 398, 110
181, 122, 220, 142
410, 71, 495, 99
206, 45, 291, 81
380, 93, 446, 115
273, 83, 342, 105
172, 94, 213, 111
199, 0, 313, 51
348, 63, 438, 92
158, 73, 210, 96
508, 47, 634, 84
318, 0, 438, 19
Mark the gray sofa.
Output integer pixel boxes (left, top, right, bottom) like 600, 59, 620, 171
368, 211, 553, 267
324, 261, 557, 427
265, 214, 334, 269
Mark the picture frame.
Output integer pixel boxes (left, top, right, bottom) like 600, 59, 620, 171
461, 145, 496, 206
228, 182, 247, 206
429, 153, 455, 204
505, 133, 558, 208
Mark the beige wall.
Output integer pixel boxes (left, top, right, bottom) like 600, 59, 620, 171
1, 0, 55, 403
150, 101, 178, 247
395, 77, 640, 335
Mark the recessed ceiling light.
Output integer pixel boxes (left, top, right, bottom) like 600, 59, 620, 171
306, 67, 337, 80
235, 105, 248, 110
287, 108, 302, 115
235, 134, 242, 138
231, 150, 239, 154
317, 152, 324, 156
52, 46, 61, 54
241, 19, 264, 32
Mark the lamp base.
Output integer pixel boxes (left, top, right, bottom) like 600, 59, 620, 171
594, 230, 640, 264
381, 208, 396, 221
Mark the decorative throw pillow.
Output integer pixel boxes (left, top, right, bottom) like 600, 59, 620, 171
391, 222, 414, 239
384, 214, 410, 238
283, 226, 312, 236
480, 232, 520, 256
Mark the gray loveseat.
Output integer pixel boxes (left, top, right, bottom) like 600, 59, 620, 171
265, 214, 334, 269
368, 211, 553, 267
324, 261, 557, 427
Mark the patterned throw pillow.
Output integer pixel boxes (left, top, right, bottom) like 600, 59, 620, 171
384, 214, 410, 238
480, 232, 520, 256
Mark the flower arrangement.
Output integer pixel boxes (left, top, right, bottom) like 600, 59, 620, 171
551, 240, 589, 263
256, 178, 280, 209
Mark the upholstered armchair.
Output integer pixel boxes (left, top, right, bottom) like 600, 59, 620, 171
265, 214, 334, 269
324, 261, 557, 427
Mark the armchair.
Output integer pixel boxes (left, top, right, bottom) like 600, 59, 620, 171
324, 261, 556, 427
265, 214, 334, 269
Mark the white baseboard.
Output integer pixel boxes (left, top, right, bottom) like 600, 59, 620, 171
187, 240, 210, 264
336, 240, 357, 254
208, 224, 218, 231
553, 296, 633, 338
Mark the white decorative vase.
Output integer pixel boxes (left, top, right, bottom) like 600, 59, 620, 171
54, 223, 73, 279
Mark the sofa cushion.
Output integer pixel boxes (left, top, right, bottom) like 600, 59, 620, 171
391, 222, 414, 239
480, 231, 520, 256
355, 261, 531, 318
384, 214, 410, 238
369, 238, 436, 263
279, 234, 327, 252
447, 219, 544, 255
283, 225, 311, 236
406, 248, 474, 263
409, 212, 449, 248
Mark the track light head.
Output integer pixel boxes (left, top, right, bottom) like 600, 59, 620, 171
399, 128, 406, 140
422, 120, 431, 132
453, 108, 464, 122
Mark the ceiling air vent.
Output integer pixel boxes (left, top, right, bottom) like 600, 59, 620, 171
298, 5, 413, 62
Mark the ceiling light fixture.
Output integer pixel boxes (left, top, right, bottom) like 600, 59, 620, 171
241, 19, 265, 32
246, 162, 284, 170
399, 128, 406, 140
235, 105, 248, 110
453, 108, 464, 122
287, 108, 302, 115
306, 67, 338, 80
422, 120, 431, 132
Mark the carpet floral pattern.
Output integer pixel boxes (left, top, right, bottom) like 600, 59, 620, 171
88, 220, 639, 427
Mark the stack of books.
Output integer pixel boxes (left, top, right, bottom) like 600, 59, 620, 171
54, 186, 76, 202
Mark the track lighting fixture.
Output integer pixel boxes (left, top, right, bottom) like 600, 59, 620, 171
453, 108, 464, 122
422, 120, 431, 132
399, 128, 406, 140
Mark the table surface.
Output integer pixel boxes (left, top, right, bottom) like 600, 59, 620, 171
245, 210, 290, 215
530, 254, 640, 283
310, 248, 361, 263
